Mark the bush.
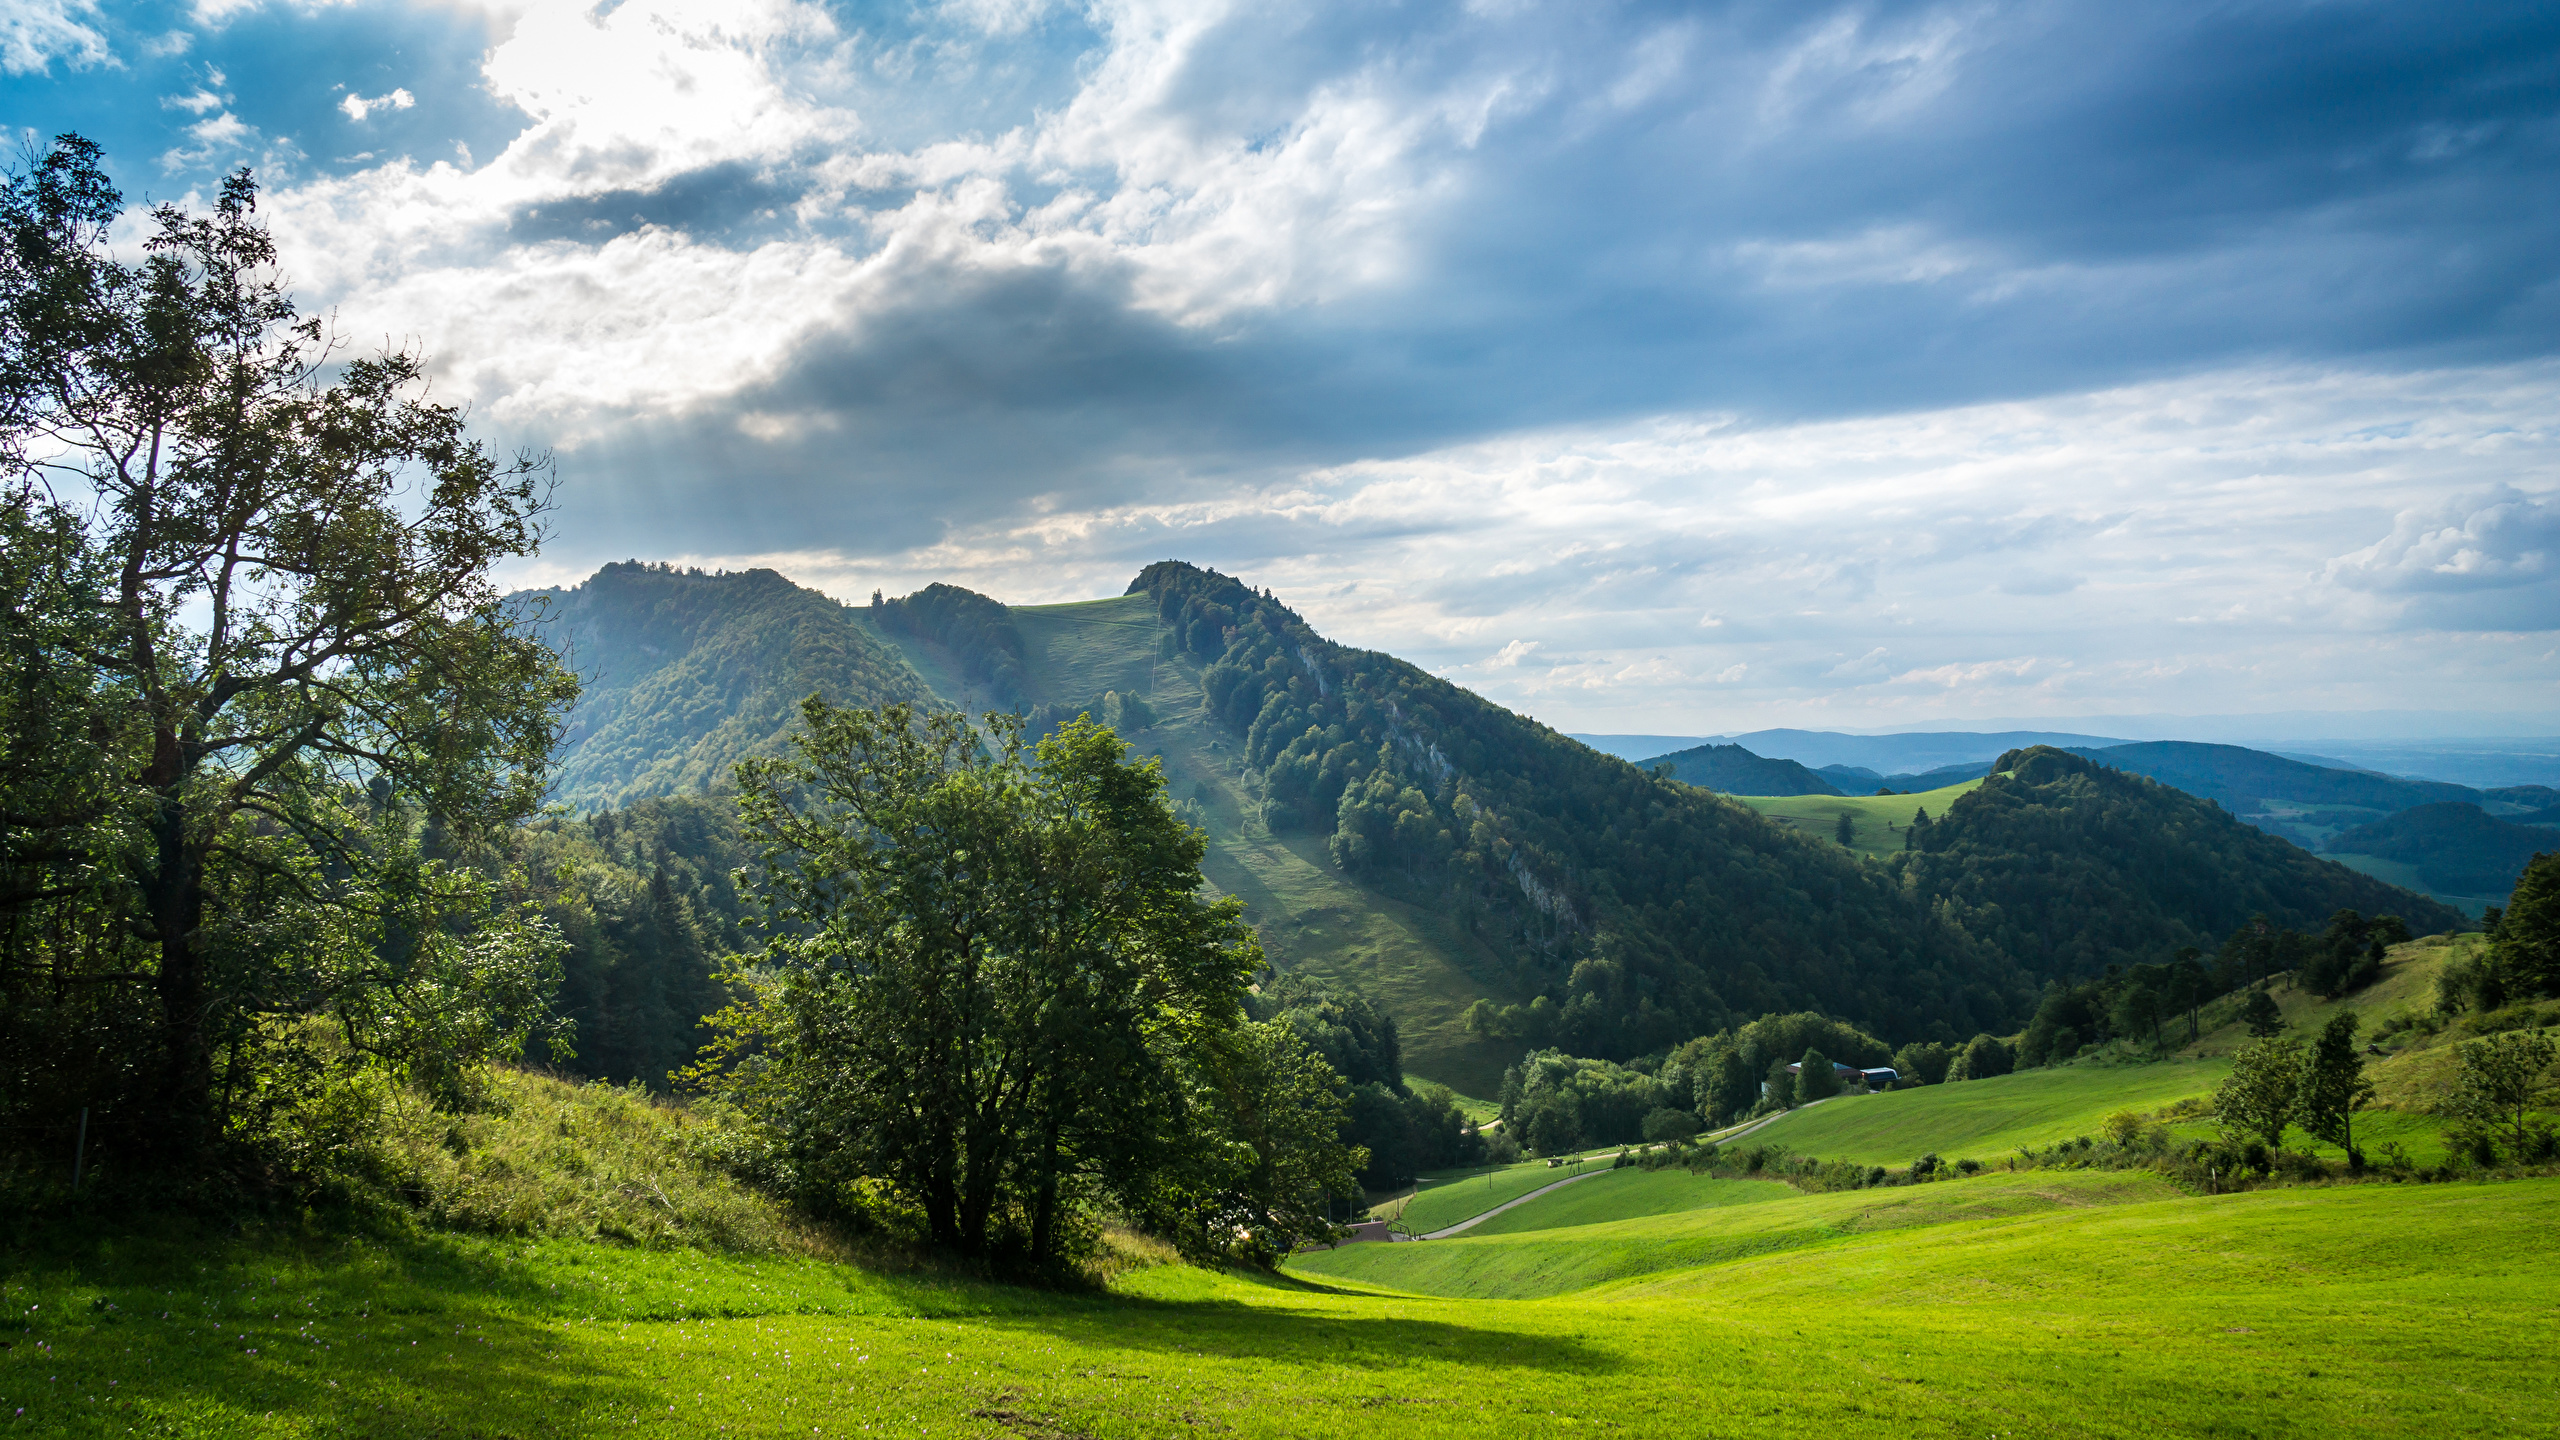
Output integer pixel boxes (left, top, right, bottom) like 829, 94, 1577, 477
1641, 1107, 1702, 1142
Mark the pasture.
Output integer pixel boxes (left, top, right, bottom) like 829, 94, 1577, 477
1736, 778, 1984, 858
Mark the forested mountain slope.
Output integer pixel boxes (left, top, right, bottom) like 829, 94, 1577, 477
518, 563, 935, 810
2324, 803, 2558, 898
508, 564, 2464, 1095
1896, 747, 2465, 974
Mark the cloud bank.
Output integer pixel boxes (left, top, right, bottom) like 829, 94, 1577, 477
15, 0, 2560, 729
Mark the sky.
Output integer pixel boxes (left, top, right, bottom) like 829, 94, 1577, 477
7, 0, 2558, 736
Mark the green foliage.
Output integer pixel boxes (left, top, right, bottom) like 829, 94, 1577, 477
2488, 851, 2560, 999
1246, 972, 1482, 1187
522, 564, 937, 810
2241, 989, 2286, 1037
2296, 1012, 2376, 1166
1797, 1048, 1843, 1100
2324, 803, 2552, 897
1498, 1050, 1670, 1154
1664, 1011, 1893, 1125
707, 701, 1351, 1267
1896, 747, 2460, 979
0, 137, 576, 1182
1135, 560, 2008, 1060
2217, 1037, 2304, 1150
2440, 1028, 2556, 1161
870, 582, 1030, 708
1894, 1040, 1954, 1085
1949, 1033, 2013, 1082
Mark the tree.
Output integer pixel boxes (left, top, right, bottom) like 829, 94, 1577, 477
1, 136, 577, 1170
1905, 807, 1930, 851
1834, 812, 1855, 847
2167, 949, 2212, 1042
2491, 853, 2560, 999
1167, 1019, 1365, 1266
2110, 981, 2164, 1049
725, 701, 1336, 1264
2296, 1012, 2375, 1167
1949, 1033, 2012, 1081
2216, 1036, 2302, 1151
2239, 989, 2285, 1038
1797, 1047, 1842, 1100
1893, 1039, 1953, 1085
2441, 1028, 2556, 1162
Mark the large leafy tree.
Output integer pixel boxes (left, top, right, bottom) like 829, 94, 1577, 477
2296, 1012, 2375, 1167
726, 701, 1348, 1264
0, 136, 577, 1170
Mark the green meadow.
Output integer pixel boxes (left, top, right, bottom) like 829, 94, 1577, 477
1736, 778, 1983, 858
1458, 1168, 1792, 1236
1740, 1056, 2235, 1166
17, 1172, 2551, 1437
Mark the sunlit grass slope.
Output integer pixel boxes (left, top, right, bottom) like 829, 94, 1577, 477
1736, 778, 1984, 859
1743, 1058, 2234, 1166
1460, 1169, 1790, 1237
1370, 1158, 1608, 1231
1293, 1169, 2183, 1299
15, 1175, 2554, 1438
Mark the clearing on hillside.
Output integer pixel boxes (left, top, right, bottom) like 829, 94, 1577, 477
1737, 778, 1984, 858
1738, 1057, 2233, 1166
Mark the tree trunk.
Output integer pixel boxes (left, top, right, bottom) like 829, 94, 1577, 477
144, 791, 211, 1162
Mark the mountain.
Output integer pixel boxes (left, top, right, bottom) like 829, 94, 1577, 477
517, 563, 936, 810
1896, 747, 2465, 975
1720, 729, 2130, 772
513, 562, 2466, 1091
2063, 740, 2477, 815
1566, 734, 1711, 763
2324, 803, 2559, 898
1646, 743, 1842, 796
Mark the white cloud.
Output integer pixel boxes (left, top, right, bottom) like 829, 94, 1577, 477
339, 87, 415, 122
3, 0, 111, 74
161, 111, 258, 172
1485, 639, 1540, 668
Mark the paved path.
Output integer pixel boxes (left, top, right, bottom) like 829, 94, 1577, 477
1417, 1167, 1612, 1239
1402, 1101, 1836, 1241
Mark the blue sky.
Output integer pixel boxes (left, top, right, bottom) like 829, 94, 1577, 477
7, 0, 2557, 733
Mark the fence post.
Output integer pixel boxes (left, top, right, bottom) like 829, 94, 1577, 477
72, 1107, 89, 1189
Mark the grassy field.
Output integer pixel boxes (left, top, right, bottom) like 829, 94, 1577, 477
2325, 851, 2500, 918
1371, 1156, 1620, 1231
1459, 1169, 1790, 1236
1742, 1057, 2234, 1166
1735, 778, 1984, 859
13, 1172, 2554, 1438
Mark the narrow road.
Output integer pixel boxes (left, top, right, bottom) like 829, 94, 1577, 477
1401, 1099, 1833, 1241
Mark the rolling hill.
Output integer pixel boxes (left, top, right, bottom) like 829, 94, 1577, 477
1644, 741, 1841, 795
2324, 802, 2558, 898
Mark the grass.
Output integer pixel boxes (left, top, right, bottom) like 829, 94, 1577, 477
2323, 852, 2499, 918
1458, 1169, 1790, 1236
1369, 1156, 1617, 1232
1291, 1169, 2187, 1298
15, 1173, 2556, 1437
1743, 1057, 2234, 1166
1735, 778, 1984, 859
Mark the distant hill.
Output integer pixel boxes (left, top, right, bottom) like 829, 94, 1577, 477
2065, 740, 2477, 814
1647, 743, 1841, 796
1718, 729, 2129, 772
1817, 761, 1991, 793
1566, 734, 1711, 763
2325, 803, 2558, 897
1896, 747, 2464, 974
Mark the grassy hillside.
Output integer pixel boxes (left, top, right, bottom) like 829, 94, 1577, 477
17, 1170, 2554, 1436
1738, 1058, 2234, 1166
522, 565, 939, 810
1738, 779, 1983, 860
1461, 1169, 1789, 1236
